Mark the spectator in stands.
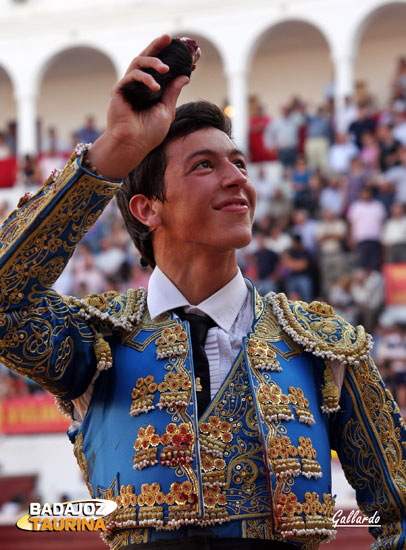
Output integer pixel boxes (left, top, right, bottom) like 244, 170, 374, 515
36, 144, 67, 183
392, 56, 406, 99
384, 145, 406, 205
316, 208, 347, 296
328, 132, 358, 174
251, 166, 274, 221
252, 231, 279, 295
378, 124, 400, 172
76, 115, 101, 144
360, 131, 379, 172
71, 243, 108, 297
248, 97, 275, 162
393, 110, 406, 147
290, 154, 313, 209
349, 104, 376, 150
41, 126, 67, 154
327, 275, 358, 325
265, 220, 292, 255
347, 186, 387, 271
382, 202, 406, 263
319, 175, 346, 217
265, 105, 303, 168
350, 268, 384, 334
304, 105, 330, 174
376, 323, 406, 410
346, 157, 367, 206
19, 154, 39, 186
280, 234, 313, 302
292, 209, 320, 258
0, 132, 12, 159
335, 95, 358, 135
375, 174, 396, 214
95, 236, 127, 279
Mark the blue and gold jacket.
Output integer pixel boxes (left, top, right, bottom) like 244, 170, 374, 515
0, 150, 405, 550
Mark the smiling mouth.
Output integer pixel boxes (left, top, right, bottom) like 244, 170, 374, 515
214, 199, 249, 212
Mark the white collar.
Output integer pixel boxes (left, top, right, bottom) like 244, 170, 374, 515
147, 266, 248, 333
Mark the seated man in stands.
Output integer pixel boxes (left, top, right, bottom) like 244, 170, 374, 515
0, 35, 405, 550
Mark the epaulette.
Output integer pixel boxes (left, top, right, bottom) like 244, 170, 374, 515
63, 288, 147, 371
267, 292, 373, 366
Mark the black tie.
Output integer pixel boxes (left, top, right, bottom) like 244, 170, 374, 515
176, 310, 215, 417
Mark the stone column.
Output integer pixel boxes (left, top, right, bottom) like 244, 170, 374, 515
15, 91, 37, 156
333, 53, 354, 117
226, 69, 249, 154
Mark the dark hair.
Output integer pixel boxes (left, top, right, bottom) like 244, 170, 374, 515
116, 101, 232, 268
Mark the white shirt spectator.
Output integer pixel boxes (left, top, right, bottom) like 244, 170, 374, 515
382, 216, 406, 246
328, 141, 359, 174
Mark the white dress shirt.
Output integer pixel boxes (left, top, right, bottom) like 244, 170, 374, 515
148, 266, 253, 397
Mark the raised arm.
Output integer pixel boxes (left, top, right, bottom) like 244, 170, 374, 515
0, 35, 190, 399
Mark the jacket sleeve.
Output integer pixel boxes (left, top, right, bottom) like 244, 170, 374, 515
0, 149, 122, 399
330, 355, 406, 549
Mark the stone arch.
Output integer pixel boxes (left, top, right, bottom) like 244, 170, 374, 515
248, 19, 333, 117
0, 64, 16, 148
37, 45, 117, 151
352, 1, 406, 108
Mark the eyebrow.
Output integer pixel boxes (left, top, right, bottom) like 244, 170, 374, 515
184, 148, 246, 164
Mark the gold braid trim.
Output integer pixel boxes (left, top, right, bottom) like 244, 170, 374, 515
267, 293, 373, 365
63, 288, 147, 371
73, 432, 94, 498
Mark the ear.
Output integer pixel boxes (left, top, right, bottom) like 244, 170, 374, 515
129, 194, 162, 229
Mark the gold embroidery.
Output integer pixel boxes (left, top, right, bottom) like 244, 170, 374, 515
244, 517, 272, 539
156, 324, 188, 359
258, 383, 294, 423
288, 386, 315, 425
321, 362, 340, 413
268, 292, 373, 365
267, 435, 300, 479
339, 358, 406, 524
132, 425, 160, 470
246, 336, 281, 371
297, 437, 322, 479
274, 491, 335, 539
130, 375, 157, 416
73, 432, 94, 498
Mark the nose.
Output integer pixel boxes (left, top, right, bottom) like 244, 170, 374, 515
220, 159, 248, 189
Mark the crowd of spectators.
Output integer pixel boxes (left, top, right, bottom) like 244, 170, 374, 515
0, 61, 405, 411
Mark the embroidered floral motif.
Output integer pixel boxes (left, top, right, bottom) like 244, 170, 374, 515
267, 435, 301, 479
246, 336, 281, 371
267, 434, 322, 481
274, 491, 336, 541
133, 425, 160, 470
288, 386, 315, 425
130, 375, 157, 416
156, 324, 188, 359
159, 422, 194, 467
258, 383, 294, 423
199, 416, 232, 457
157, 371, 192, 409
132, 423, 195, 470
297, 437, 322, 479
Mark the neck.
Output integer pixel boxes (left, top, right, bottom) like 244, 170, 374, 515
155, 247, 239, 305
